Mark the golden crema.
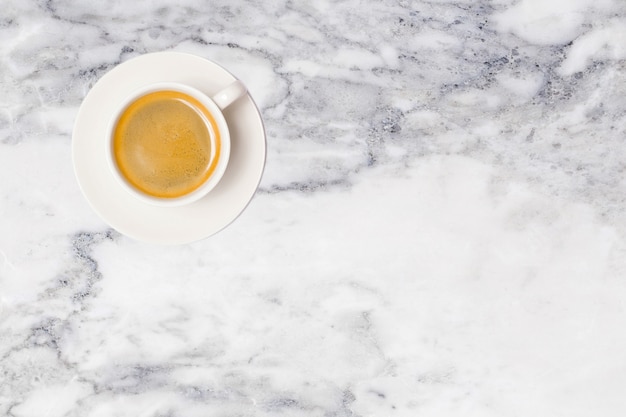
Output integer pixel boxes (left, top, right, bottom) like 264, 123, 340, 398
113, 90, 221, 198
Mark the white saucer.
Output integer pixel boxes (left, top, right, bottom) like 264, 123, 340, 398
72, 52, 266, 244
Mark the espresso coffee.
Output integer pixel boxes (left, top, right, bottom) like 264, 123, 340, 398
113, 90, 221, 198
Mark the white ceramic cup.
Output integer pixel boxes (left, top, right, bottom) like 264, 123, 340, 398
105, 80, 246, 207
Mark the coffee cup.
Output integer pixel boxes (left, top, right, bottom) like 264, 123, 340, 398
105, 80, 246, 207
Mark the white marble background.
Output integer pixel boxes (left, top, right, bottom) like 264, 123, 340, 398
1, 0, 626, 416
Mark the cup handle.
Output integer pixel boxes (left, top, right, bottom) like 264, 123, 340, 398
212, 80, 247, 110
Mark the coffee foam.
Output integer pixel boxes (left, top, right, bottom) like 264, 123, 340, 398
113, 91, 221, 198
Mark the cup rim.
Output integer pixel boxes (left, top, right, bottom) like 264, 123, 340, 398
105, 82, 231, 207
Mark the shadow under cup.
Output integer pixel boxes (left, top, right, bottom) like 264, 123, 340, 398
106, 83, 231, 207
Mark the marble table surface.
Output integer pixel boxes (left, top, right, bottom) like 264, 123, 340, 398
2, 0, 626, 415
